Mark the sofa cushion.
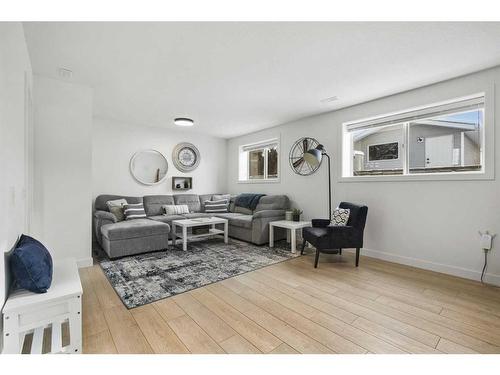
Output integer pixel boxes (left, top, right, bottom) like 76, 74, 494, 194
143, 195, 174, 216
95, 195, 142, 212
101, 219, 169, 241
255, 195, 289, 212
234, 205, 253, 215
174, 194, 201, 212
228, 215, 253, 229
148, 214, 185, 224
213, 194, 231, 201
213, 212, 244, 220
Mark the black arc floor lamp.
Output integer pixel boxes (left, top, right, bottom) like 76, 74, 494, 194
304, 144, 332, 222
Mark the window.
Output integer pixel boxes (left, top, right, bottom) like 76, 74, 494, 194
343, 94, 485, 178
239, 139, 279, 182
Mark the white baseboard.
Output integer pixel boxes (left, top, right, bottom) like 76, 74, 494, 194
355, 248, 500, 287
76, 257, 93, 268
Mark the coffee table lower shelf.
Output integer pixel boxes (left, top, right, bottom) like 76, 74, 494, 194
171, 218, 229, 251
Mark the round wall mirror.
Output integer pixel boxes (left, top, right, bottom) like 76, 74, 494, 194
130, 149, 169, 185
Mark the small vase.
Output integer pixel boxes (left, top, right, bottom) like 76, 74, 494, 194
292, 214, 300, 222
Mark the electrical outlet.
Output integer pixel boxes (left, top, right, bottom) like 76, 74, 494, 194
481, 234, 493, 251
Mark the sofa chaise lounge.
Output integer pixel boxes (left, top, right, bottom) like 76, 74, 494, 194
94, 193, 289, 258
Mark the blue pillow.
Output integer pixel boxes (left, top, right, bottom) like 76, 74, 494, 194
10, 234, 53, 293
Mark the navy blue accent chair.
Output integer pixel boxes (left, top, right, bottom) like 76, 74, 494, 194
301, 202, 368, 268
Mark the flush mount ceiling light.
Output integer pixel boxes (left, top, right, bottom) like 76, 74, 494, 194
174, 118, 194, 127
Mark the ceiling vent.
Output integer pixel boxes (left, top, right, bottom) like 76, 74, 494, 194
320, 96, 338, 103
58, 68, 73, 79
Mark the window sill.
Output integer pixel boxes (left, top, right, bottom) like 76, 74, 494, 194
237, 179, 281, 184
338, 170, 493, 183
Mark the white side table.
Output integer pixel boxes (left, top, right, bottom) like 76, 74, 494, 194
269, 220, 312, 254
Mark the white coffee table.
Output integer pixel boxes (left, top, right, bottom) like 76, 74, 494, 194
269, 220, 312, 254
172, 217, 229, 251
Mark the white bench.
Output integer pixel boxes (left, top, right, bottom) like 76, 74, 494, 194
2, 258, 83, 354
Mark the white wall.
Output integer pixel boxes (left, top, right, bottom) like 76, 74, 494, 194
0, 22, 32, 349
92, 118, 227, 199
32, 76, 93, 267
227, 66, 500, 285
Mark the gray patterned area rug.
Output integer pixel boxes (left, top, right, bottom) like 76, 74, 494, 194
96, 238, 296, 309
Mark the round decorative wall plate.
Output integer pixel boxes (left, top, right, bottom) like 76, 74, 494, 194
289, 137, 322, 175
172, 142, 201, 172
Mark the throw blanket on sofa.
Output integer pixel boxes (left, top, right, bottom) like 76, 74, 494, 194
235, 193, 266, 210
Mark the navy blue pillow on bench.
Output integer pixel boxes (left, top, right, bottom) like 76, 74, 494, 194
10, 234, 53, 293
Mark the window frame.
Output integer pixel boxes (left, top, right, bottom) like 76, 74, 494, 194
340, 92, 493, 182
238, 138, 280, 183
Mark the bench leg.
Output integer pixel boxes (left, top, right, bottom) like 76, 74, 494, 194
68, 296, 82, 353
2, 313, 20, 353
356, 248, 360, 267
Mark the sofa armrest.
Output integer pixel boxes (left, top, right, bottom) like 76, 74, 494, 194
252, 209, 285, 219
94, 210, 118, 223
93, 210, 117, 245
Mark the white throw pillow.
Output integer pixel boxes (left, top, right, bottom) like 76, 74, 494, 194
332, 208, 350, 226
163, 204, 190, 215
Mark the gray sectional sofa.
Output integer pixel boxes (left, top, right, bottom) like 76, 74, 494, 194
94, 193, 289, 258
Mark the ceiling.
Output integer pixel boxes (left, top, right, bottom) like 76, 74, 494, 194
23, 22, 500, 138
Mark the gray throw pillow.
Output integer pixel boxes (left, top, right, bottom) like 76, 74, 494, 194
106, 199, 128, 221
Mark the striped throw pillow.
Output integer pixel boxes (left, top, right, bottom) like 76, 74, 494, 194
124, 203, 147, 220
162, 204, 189, 215
204, 199, 229, 213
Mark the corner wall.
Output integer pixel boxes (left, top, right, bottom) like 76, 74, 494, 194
226, 66, 500, 285
0, 22, 32, 351
32, 75, 93, 267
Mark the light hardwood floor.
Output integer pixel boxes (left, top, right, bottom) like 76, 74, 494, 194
80, 251, 500, 354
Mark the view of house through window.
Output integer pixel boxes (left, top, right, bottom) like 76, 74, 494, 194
408, 109, 482, 173
239, 139, 279, 181
344, 94, 484, 177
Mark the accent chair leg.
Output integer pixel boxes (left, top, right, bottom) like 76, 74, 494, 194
355, 248, 360, 267
314, 249, 320, 268
339, 248, 342, 255
301, 240, 307, 255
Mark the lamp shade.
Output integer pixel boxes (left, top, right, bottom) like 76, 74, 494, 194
304, 145, 324, 167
